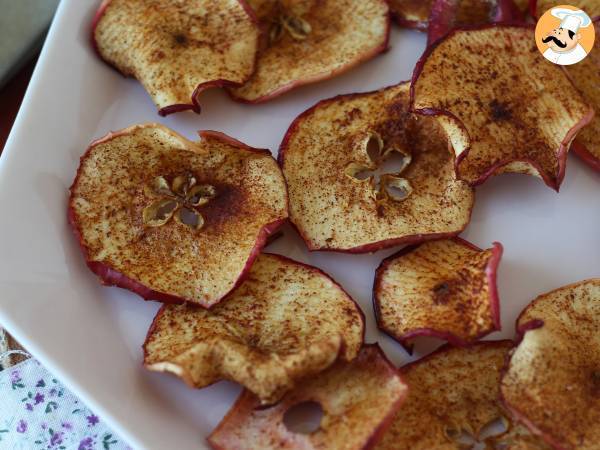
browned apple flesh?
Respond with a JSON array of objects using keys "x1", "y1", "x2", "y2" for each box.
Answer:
[
  {"x1": 500, "y1": 279, "x2": 600, "y2": 450},
  {"x1": 569, "y1": 22, "x2": 600, "y2": 171},
  {"x1": 208, "y1": 345, "x2": 408, "y2": 450},
  {"x1": 280, "y1": 82, "x2": 474, "y2": 253},
  {"x1": 427, "y1": 0, "x2": 525, "y2": 44},
  {"x1": 376, "y1": 341, "x2": 547, "y2": 450},
  {"x1": 388, "y1": 0, "x2": 432, "y2": 29},
  {"x1": 92, "y1": 0, "x2": 260, "y2": 115},
  {"x1": 532, "y1": 0, "x2": 600, "y2": 19},
  {"x1": 143, "y1": 253, "x2": 364, "y2": 404},
  {"x1": 374, "y1": 238, "x2": 502, "y2": 352},
  {"x1": 68, "y1": 124, "x2": 288, "y2": 308},
  {"x1": 412, "y1": 25, "x2": 594, "y2": 191},
  {"x1": 229, "y1": 0, "x2": 390, "y2": 103}
]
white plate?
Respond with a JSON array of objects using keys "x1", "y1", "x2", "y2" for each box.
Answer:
[{"x1": 1, "y1": 1, "x2": 599, "y2": 449}]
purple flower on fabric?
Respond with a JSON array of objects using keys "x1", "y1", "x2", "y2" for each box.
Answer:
[
  {"x1": 41, "y1": 422, "x2": 48, "y2": 430},
  {"x1": 50, "y1": 430, "x2": 64, "y2": 447},
  {"x1": 78, "y1": 437, "x2": 94, "y2": 450},
  {"x1": 36, "y1": 379, "x2": 46, "y2": 387},
  {"x1": 16, "y1": 420, "x2": 27, "y2": 433},
  {"x1": 10, "y1": 370, "x2": 24, "y2": 389},
  {"x1": 25, "y1": 403, "x2": 33, "y2": 411},
  {"x1": 10, "y1": 370, "x2": 21, "y2": 384},
  {"x1": 34, "y1": 392, "x2": 45, "y2": 404},
  {"x1": 86, "y1": 414, "x2": 99, "y2": 427},
  {"x1": 61, "y1": 421, "x2": 73, "y2": 430}
]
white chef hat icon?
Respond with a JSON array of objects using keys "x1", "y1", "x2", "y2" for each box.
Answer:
[{"x1": 551, "y1": 7, "x2": 592, "y2": 33}]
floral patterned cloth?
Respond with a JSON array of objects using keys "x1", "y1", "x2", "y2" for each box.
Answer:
[{"x1": 0, "y1": 357, "x2": 131, "y2": 450}]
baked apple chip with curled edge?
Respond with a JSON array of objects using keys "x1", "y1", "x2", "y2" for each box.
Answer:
[
  {"x1": 374, "y1": 238, "x2": 502, "y2": 352},
  {"x1": 208, "y1": 345, "x2": 408, "y2": 450},
  {"x1": 68, "y1": 124, "x2": 288, "y2": 308},
  {"x1": 228, "y1": 0, "x2": 390, "y2": 103},
  {"x1": 92, "y1": 0, "x2": 260, "y2": 116},
  {"x1": 500, "y1": 279, "x2": 600, "y2": 450},
  {"x1": 531, "y1": 0, "x2": 600, "y2": 20},
  {"x1": 569, "y1": 22, "x2": 600, "y2": 172},
  {"x1": 375, "y1": 342, "x2": 548, "y2": 450},
  {"x1": 427, "y1": 0, "x2": 525, "y2": 44},
  {"x1": 389, "y1": 0, "x2": 526, "y2": 34},
  {"x1": 411, "y1": 25, "x2": 594, "y2": 191},
  {"x1": 388, "y1": 0, "x2": 432, "y2": 29},
  {"x1": 279, "y1": 82, "x2": 474, "y2": 253},
  {"x1": 143, "y1": 253, "x2": 364, "y2": 404}
]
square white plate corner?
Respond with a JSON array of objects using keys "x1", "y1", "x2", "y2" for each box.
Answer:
[{"x1": 1, "y1": 1, "x2": 599, "y2": 449}]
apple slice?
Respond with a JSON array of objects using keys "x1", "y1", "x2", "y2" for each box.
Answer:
[
  {"x1": 427, "y1": 0, "x2": 525, "y2": 44},
  {"x1": 374, "y1": 238, "x2": 502, "y2": 352},
  {"x1": 531, "y1": 1, "x2": 600, "y2": 20},
  {"x1": 143, "y1": 253, "x2": 364, "y2": 404},
  {"x1": 68, "y1": 124, "x2": 288, "y2": 308},
  {"x1": 569, "y1": 22, "x2": 600, "y2": 172},
  {"x1": 388, "y1": 0, "x2": 432, "y2": 29},
  {"x1": 279, "y1": 82, "x2": 474, "y2": 253},
  {"x1": 228, "y1": 0, "x2": 390, "y2": 103},
  {"x1": 92, "y1": 0, "x2": 260, "y2": 116},
  {"x1": 208, "y1": 344, "x2": 408, "y2": 450},
  {"x1": 500, "y1": 279, "x2": 600, "y2": 450},
  {"x1": 411, "y1": 25, "x2": 594, "y2": 191},
  {"x1": 376, "y1": 341, "x2": 547, "y2": 450}
]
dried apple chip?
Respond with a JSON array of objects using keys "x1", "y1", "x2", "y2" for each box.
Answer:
[
  {"x1": 208, "y1": 345, "x2": 408, "y2": 450},
  {"x1": 92, "y1": 0, "x2": 260, "y2": 115},
  {"x1": 228, "y1": 0, "x2": 390, "y2": 103},
  {"x1": 388, "y1": 0, "x2": 432, "y2": 29},
  {"x1": 69, "y1": 124, "x2": 288, "y2": 308},
  {"x1": 374, "y1": 238, "x2": 502, "y2": 352},
  {"x1": 569, "y1": 22, "x2": 600, "y2": 172},
  {"x1": 411, "y1": 25, "x2": 594, "y2": 191},
  {"x1": 143, "y1": 253, "x2": 364, "y2": 404},
  {"x1": 500, "y1": 279, "x2": 600, "y2": 450},
  {"x1": 376, "y1": 342, "x2": 547, "y2": 450},
  {"x1": 427, "y1": 0, "x2": 525, "y2": 43},
  {"x1": 280, "y1": 82, "x2": 474, "y2": 253},
  {"x1": 532, "y1": 1, "x2": 600, "y2": 20}
]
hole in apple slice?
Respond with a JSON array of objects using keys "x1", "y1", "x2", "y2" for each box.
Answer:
[
  {"x1": 283, "y1": 401, "x2": 324, "y2": 434},
  {"x1": 177, "y1": 207, "x2": 204, "y2": 230},
  {"x1": 366, "y1": 133, "x2": 384, "y2": 162},
  {"x1": 445, "y1": 417, "x2": 508, "y2": 450},
  {"x1": 379, "y1": 149, "x2": 411, "y2": 175}
]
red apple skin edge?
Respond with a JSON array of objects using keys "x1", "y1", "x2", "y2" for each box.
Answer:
[
  {"x1": 572, "y1": 141, "x2": 600, "y2": 172},
  {"x1": 90, "y1": 0, "x2": 261, "y2": 116},
  {"x1": 372, "y1": 238, "x2": 503, "y2": 354},
  {"x1": 228, "y1": 1, "x2": 392, "y2": 105},
  {"x1": 277, "y1": 86, "x2": 475, "y2": 254},
  {"x1": 206, "y1": 344, "x2": 407, "y2": 450},
  {"x1": 410, "y1": 23, "x2": 595, "y2": 192},
  {"x1": 68, "y1": 125, "x2": 288, "y2": 309},
  {"x1": 141, "y1": 251, "x2": 367, "y2": 362},
  {"x1": 427, "y1": 0, "x2": 525, "y2": 45}
]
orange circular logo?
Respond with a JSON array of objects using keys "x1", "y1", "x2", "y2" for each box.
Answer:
[{"x1": 535, "y1": 4, "x2": 595, "y2": 65}]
